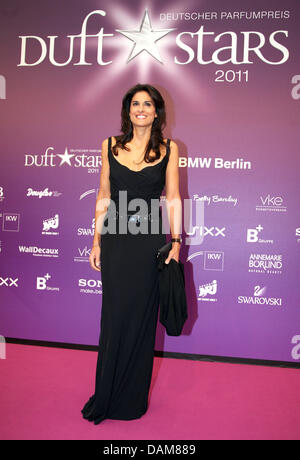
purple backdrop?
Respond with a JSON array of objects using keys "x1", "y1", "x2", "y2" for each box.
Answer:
[{"x1": 0, "y1": 0, "x2": 299, "y2": 363}]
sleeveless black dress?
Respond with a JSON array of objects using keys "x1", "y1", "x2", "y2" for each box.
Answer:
[{"x1": 81, "y1": 137, "x2": 171, "y2": 424}]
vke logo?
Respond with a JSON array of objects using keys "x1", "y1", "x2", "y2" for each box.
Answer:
[{"x1": 259, "y1": 194, "x2": 284, "y2": 207}]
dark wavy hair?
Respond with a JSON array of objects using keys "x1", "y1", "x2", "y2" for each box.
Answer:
[{"x1": 112, "y1": 83, "x2": 167, "y2": 163}]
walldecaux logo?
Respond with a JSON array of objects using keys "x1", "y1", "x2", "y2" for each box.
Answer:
[{"x1": 18, "y1": 9, "x2": 289, "y2": 67}]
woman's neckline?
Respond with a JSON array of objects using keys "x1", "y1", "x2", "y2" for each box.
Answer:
[{"x1": 110, "y1": 138, "x2": 169, "y2": 173}]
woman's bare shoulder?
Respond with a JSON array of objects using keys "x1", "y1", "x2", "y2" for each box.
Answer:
[
  {"x1": 101, "y1": 136, "x2": 118, "y2": 155},
  {"x1": 164, "y1": 138, "x2": 177, "y2": 147},
  {"x1": 163, "y1": 138, "x2": 178, "y2": 154},
  {"x1": 111, "y1": 136, "x2": 117, "y2": 146},
  {"x1": 101, "y1": 138, "x2": 109, "y2": 157}
]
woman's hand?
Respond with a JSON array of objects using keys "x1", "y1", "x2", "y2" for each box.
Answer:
[
  {"x1": 165, "y1": 243, "x2": 181, "y2": 264},
  {"x1": 90, "y1": 245, "x2": 101, "y2": 271}
]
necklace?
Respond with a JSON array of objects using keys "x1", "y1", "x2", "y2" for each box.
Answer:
[
  {"x1": 126, "y1": 142, "x2": 160, "y2": 170},
  {"x1": 132, "y1": 154, "x2": 145, "y2": 166},
  {"x1": 130, "y1": 146, "x2": 146, "y2": 168}
]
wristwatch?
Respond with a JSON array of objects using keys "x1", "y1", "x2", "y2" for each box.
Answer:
[{"x1": 171, "y1": 237, "x2": 182, "y2": 243}]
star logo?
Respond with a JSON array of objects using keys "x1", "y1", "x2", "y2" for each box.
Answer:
[
  {"x1": 116, "y1": 9, "x2": 176, "y2": 63},
  {"x1": 56, "y1": 147, "x2": 75, "y2": 166}
]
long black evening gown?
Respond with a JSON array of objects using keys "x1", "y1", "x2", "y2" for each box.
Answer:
[{"x1": 81, "y1": 136, "x2": 171, "y2": 424}]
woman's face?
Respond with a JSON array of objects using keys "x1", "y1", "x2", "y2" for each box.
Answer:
[{"x1": 129, "y1": 91, "x2": 157, "y2": 127}]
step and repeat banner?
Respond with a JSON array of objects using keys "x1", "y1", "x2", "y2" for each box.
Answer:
[{"x1": 0, "y1": 0, "x2": 299, "y2": 364}]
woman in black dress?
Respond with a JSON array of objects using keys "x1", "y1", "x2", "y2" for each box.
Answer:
[{"x1": 82, "y1": 83, "x2": 182, "y2": 424}]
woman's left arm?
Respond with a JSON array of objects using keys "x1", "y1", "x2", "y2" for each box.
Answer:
[{"x1": 164, "y1": 140, "x2": 182, "y2": 264}]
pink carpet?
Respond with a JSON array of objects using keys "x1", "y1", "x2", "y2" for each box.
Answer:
[{"x1": 0, "y1": 343, "x2": 299, "y2": 440}]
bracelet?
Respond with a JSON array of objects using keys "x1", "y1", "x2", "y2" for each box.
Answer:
[
  {"x1": 171, "y1": 237, "x2": 182, "y2": 243},
  {"x1": 92, "y1": 244, "x2": 100, "y2": 248}
]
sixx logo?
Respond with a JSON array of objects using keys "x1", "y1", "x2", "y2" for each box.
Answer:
[
  {"x1": 187, "y1": 225, "x2": 225, "y2": 240},
  {"x1": 0, "y1": 277, "x2": 18, "y2": 287}
]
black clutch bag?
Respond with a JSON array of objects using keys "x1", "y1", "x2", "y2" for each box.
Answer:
[
  {"x1": 157, "y1": 241, "x2": 172, "y2": 270},
  {"x1": 156, "y1": 241, "x2": 188, "y2": 336}
]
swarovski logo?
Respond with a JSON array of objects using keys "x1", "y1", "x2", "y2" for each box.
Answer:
[{"x1": 237, "y1": 285, "x2": 283, "y2": 307}]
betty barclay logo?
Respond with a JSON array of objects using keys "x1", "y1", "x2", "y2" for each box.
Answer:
[
  {"x1": 17, "y1": 9, "x2": 289, "y2": 67},
  {"x1": 237, "y1": 285, "x2": 283, "y2": 307},
  {"x1": 24, "y1": 147, "x2": 101, "y2": 168}
]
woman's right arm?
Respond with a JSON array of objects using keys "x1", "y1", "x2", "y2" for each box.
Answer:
[{"x1": 90, "y1": 138, "x2": 111, "y2": 271}]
